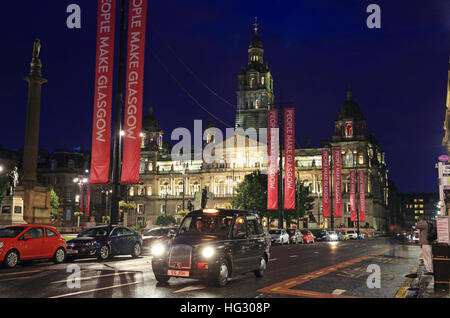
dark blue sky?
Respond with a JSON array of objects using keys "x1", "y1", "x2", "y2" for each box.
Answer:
[{"x1": 1, "y1": 0, "x2": 449, "y2": 193}]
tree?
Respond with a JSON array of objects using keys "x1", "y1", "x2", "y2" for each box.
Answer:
[
  {"x1": 50, "y1": 188, "x2": 60, "y2": 220},
  {"x1": 231, "y1": 171, "x2": 275, "y2": 225},
  {"x1": 289, "y1": 180, "x2": 315, "y2": 228}
]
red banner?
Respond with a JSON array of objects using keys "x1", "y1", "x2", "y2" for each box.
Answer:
[
  {"x1": 267, "y1": 110, "x2": 279, "y2": 210},
  {"x1": 350, "y1": 170, "x2": 356, "y2": 222},
  {"x1": 90, "y1": 0, "x2": 117, "y2": 184},
  {"x1": 284, "y1": 108, "x2": 295, "y2": 210},
  {"x1": 321, "y1": 150, "x2": 330, "y2": 218},
  {"x1": 85, "y1": 184, "x2": 91, "y2": 217},
  {"x1": 358, "y1": 170, "x2": 366, "y2": 222},
  {"x1": 333, "y1": 149, "x2": 342, "y2": 217},
  {"x1": 121, "y1": 0, "x2": 148, "y2": 183}
]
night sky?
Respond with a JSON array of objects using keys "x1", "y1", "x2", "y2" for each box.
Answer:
[{"x1": 1, "y1": 0, "x2": 449, "y2": 193}]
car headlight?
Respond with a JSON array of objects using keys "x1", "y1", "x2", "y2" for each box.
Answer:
[
  {"x1": 152, "y1": 243, "x2": 165, "y2": 256},
  {"x1": 0, "y1": 242, "x2": 4, "y2": 249},
  {"x1": 201, "y1": 247, "x2": 215, "y2": 258}
]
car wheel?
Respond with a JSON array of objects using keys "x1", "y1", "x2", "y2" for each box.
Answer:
[
  {"x1": 4, "y1": 250, "x2": 19, "y2": 268},
  {"x1": 155, "y1": 273, "x2": 170, "y2": 283},
  {"x1": 54, "y1": 247, "x2": 66, "y2": 264},
  {"x1": 131, "y1": 243, "x2": 142, "y2": 258},
  {"x1": 211, "y1": 259, "x2": 230, "y2": 287},
  {"x1": 254, "y1": 256, "x2": 267, "y2": 278},
  {"x1": 98, "y1": 244, "x2": 110, "y2": 261}
]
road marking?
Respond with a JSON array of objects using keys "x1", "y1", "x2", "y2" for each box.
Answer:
[
  {"x1": 258, "y1": 247, "x2": 392, "y2": 298},
  {"x1": 289, "y1": 255, "x2": 298, "y2": 258},
  {"x1": 49, "y1": 281, "x2": 142, "y2": 298},
  {"x1": 332, "y1": 289, "x2": 346, "y2": 295},
  {"x1": 173, "y1": 285, "x2": 206, "y2": 293},
  {"x1": 394, "y1": 260, "x2": 419, "y2": 298},
  {"x1": 51, "y1": 271, "x2": 138, "y2": 284},
  {"x1": 0, "y1": 270, "x2": 43, "y2": 277},
  {"x1": 269, "y1": 258, "x2": 277, "y2": 262}
]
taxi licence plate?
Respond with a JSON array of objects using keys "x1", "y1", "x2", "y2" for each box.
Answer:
[
  {"x1": 67, "y1": 249, "x2": 78, "y2": 254},
  {"x1": 167, "y1": 269, "x2": 190, "y2": 277}
]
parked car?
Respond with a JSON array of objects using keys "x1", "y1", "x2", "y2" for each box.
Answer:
[
  {"x1": 287, "y1": 228, "x2": 302, "y2": 244},
  {"x1": 340, "y1": 231, "x2": 350, "y2": 240},
  {"x1": 336, "y1": 231, "x2": 343, "y2": 241},
  {"x1": 357, "y1": 231, "x2": 365, "y2": 240},
  {"x1": 142, "y1": 227, "x2": 178, "y2": 255},
  {"x1": 347, "y1": 230, "x2": 358, "y2": 240},
  {"x1": 0, "y1": 225, "x2": 67, "y2": 268},
  {"x1": 269, "y1": 229, "x2": 290, "y2": 245},
  {"x1": 301, "y1": 230, "x2": 315, "y2": 244},
  {"x1": 325, "y1": 231, "x2": 339, "y2": 242},
  {"x1": 66, "y1": 225, "x2": 143, "y2": 261},
  {"x1": 263, "y1": 231, "x2": 272, "y2": 247},
  {"x1": 151, "y1": 209, "x2": 270, "y2": 287},
  {"x1": 314, "y1": 230, "x2": 327, "y2": 242},
  {"x1": 412, "y1": 230, "x2": 419, "y2": 243}
]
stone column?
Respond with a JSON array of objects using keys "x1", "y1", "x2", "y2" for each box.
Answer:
[{"x1": 22, "y1": 39, "x2": 47, "y2": 185}]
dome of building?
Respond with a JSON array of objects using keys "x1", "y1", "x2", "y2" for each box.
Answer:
[
  {"x1": 142, "y1": 106, "x2": 162, "y2": 133},
  {"x1": 338, "y1": 88, "x2": 364, "y2": 121}
]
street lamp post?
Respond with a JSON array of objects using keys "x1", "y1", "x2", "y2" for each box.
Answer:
[{"x1": 73, "y1": 176, "x2": 88, "y2": 215}]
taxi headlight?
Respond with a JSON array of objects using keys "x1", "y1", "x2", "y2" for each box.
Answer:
[
  {"x1": 152, "y1": 243, "x2": 165, "y2": 256},
  {"x1": 202, "y1": 247, "x2": 215, "y2": 258}
]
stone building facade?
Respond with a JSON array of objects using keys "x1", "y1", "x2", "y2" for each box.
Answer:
[{"x1": 127, "y1": 27, "x2": 391, "y2": 232}]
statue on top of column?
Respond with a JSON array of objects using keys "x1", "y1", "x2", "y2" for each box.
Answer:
[{"x1": 32, "y1": 39, "x2": 41, "y2": 60}]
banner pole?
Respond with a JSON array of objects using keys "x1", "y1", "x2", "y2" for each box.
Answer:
[{"x1": 111, "y1": 0, "x2": 127, "y2": 225}]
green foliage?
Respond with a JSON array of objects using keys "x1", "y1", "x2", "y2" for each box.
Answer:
[
  {"x1": 50, "y1": 188, "x2": 60, "y2": 219},
  {"x1": 285, "y1": 180, "x2": 315, "y2": 228},
  {"x1": 231, "y1": 171, "x2": 270, "y2": 220},
  {"x1": 74, "y1": 211, "x2": 83, "y2": 217},
  {"x1": 131, "y1": 225, "x2": 144, "y2": 233},
  {"x1": 155, "y1": 214, "x2": 176, "y2": 226},
  {"x1": 119, "y1": 201, "x2": 136, "y2": 212}
]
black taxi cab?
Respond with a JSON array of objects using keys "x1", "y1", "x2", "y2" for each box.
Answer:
[{"x1": 151, "y1": 209, "x2": 270, "y2": 287}]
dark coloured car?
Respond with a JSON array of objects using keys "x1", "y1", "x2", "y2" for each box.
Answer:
[
  {"x1": 142, "y1": 227, "x2": 178, "y2": 255},
  {"x1": 66, "y1": 225, "x2": 143, "y2": 261},
  {"x1": 314, "y1": 230, "x2": 327, "y2": 242},
  {"x1": 151, "y1": 209, "x2": 270, "y2": 287},
  {"x1": 287, "y1": 228, "x2": 302, "y2": 244}
]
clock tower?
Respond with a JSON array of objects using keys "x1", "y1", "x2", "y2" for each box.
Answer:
[{"x1": 235, "y1": 18, "x2": 274, "y2": 131}]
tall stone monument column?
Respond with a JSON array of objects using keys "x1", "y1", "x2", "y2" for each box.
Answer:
[
  {"x1": 16, "y1": 39, "x2": 51, "y2": 224},
  {"x1": 23, "y1": 39, "x2": 47, "y2": 185}
]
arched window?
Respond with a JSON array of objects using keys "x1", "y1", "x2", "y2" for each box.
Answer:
[
  {"x1": 261, "y1": 76, "x2": 265, "y2": 85},
  {"x1": 345, "y1": 150, "x2": 353, "y2": 167}
]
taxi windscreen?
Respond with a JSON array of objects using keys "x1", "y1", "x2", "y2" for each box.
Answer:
[{"x1": 178, "y1": 214, "x2": 232, "y2": 238}]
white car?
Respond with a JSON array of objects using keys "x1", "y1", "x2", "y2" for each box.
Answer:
[
  {"x1": 269, "y1": 229, "x2": 289, "y2": 245},
  {"x1": 325, "y1": 231, "x2": 339, "y2": 241},
  {"x1": 412, "y1": 231, "x2": 419, "y2": 243},
  {"x1": 347, "y1": 230, "x2": 358, "y2": 240}
]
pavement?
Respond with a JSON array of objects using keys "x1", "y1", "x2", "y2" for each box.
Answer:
[{"x1": 401, "y1": 259, "x2": 450, "y2": 298}]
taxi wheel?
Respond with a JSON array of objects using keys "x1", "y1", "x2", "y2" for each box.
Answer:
[
  {"x1": 98, "y1": 245, "x2": 110, "y2": 261},
  {"x1": 254, "y1": 256, "x2": 267, "y2": 278},
  {"x1": 4, "y1": 250, "x2": 19, "y2": 268},
  {"x1": 54, "y1": 247, "x2": 66, "y2": 264},
  {"x1": 155, "y1": 273, "x2": 170, "y2": 283},
  {"x1": 212, "y1": 260, "x2": 229, "y2": 287},
  {"x1": 131, "y1": 243, "x2": 142, "y2": 258}
]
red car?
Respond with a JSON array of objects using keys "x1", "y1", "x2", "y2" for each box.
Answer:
[
  {"x1": 0, "y1": 225, "x2": 67, "y2": 268},
  {"x1": 301, "y1": 230, "x2": 315, "y2": 244}
]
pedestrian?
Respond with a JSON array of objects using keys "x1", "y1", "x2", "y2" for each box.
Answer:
[{"x1": 415, "y1": 216, "x2": 433, "y2": 275}]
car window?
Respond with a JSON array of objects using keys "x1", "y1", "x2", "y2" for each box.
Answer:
[
  {"x1": 0, "y1": 226, "x2": 27, "y2": 238},
  {"x1": 122, "y1": 228, "x2": 134, "y2": 235},
  {"x1": 22, "y1": 227, "x2": 44, "y2": 239},
  {"x1": 232, "y1": 216, "x2": 247, "y2": 239},
  {"x1": 247, "y1": 218, "x2": 262, "y2": 236},
  {"x1": 80, "y1": 228, "x2": 109, "y2": 238},
  {"x1": 110, "y1": 228, "x2": 123, "y2": 237},
  {"x1": 46, "y1": 228, "x2": 58, "y2": 237}
]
